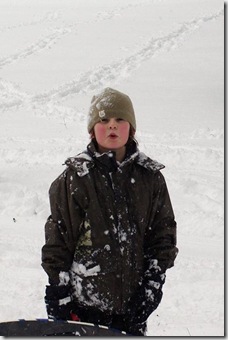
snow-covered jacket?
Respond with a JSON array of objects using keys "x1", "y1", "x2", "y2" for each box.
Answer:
[{"x1": 41, "y1": 140, "x2": 178, "y2": 315}]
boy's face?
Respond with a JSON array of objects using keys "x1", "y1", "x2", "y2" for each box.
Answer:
[{"x1": 94, "y1": 117, "x2": 130, "y2": 153}]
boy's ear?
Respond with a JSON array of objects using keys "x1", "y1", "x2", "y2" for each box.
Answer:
[
  {"x1": 90, "y1": 130, "x2": 95, "y2": 139},
  {"x1": 130, "y1": 125, "x2": 136, "y2": 137}
]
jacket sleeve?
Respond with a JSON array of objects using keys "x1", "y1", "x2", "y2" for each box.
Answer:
[
  {"x1": 144, "y1": 170, "x2": 178, "y2": 272},
  {"x1": 125, "y1": 171, "x2": 178, "y2": 325},
  {"x1": 41, "y1": 169, "x2": 84, "y2": 285}
]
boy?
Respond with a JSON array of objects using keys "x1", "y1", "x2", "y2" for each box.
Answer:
[{"x1": 41, "y1": 87, "x2": 178, "y2": 336}]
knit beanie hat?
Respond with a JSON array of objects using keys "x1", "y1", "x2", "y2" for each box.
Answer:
[{"x1": 87, "y1": 87, "x2": 136, "y2": 133}]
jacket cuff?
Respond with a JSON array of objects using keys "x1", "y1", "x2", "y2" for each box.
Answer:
[{"x1": 45, "y1": 284, "x2": 72, "y2": 302}]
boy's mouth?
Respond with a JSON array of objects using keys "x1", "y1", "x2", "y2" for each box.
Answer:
[{"x1": 108, "y1": 133, "x2": 118, "y2": 138}]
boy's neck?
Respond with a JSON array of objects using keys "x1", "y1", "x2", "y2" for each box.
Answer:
[{"x1": 98, "y1": 145, "x2": 126, "y2": 163}]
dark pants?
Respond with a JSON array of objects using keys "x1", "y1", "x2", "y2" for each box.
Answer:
[{"x1": 75, "y1": 306, "x2": 146, "y2": 336}]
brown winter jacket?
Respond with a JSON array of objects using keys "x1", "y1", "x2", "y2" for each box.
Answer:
[{"x1": 42, "y1": 140, "x2": 178, "y2": 315}]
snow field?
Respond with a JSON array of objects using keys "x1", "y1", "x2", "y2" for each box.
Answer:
[{"x1": 0, "y1": 0, "x2": 224, "y2": 336}]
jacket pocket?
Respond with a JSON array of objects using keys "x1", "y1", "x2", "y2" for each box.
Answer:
[{"x1": 70, "y1": 248, "x2": 118, "y2": 312}]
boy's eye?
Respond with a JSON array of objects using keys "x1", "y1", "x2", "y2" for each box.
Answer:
[{"x1": 100, "y1": 118, "x2": 109, "y2": 123}]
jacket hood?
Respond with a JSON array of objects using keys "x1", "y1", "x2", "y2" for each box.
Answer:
[{"x1": 65, "y1": 140, "x2": 165, "y2": 177}]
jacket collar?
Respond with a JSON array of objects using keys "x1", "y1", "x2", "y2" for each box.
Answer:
[{"x1": 65, "y1": 140, "x2": 165, "y2": 177}]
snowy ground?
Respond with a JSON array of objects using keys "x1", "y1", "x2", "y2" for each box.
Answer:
[{"x1": 0, "y1": 0, "x2": 224, "y2": 337}]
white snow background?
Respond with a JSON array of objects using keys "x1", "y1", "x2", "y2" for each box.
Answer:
[{"x1": 0, "y1": 0, "x2": 224, "y2": 337}]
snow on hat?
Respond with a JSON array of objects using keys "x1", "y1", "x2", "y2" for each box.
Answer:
[{"x1": 87, "y1": 87, "x2": 136, "y2": 133}]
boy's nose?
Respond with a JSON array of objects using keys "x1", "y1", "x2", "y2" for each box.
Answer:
[{"x1": 108, "y1": 119, "x2": 117, "y2": 129}]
